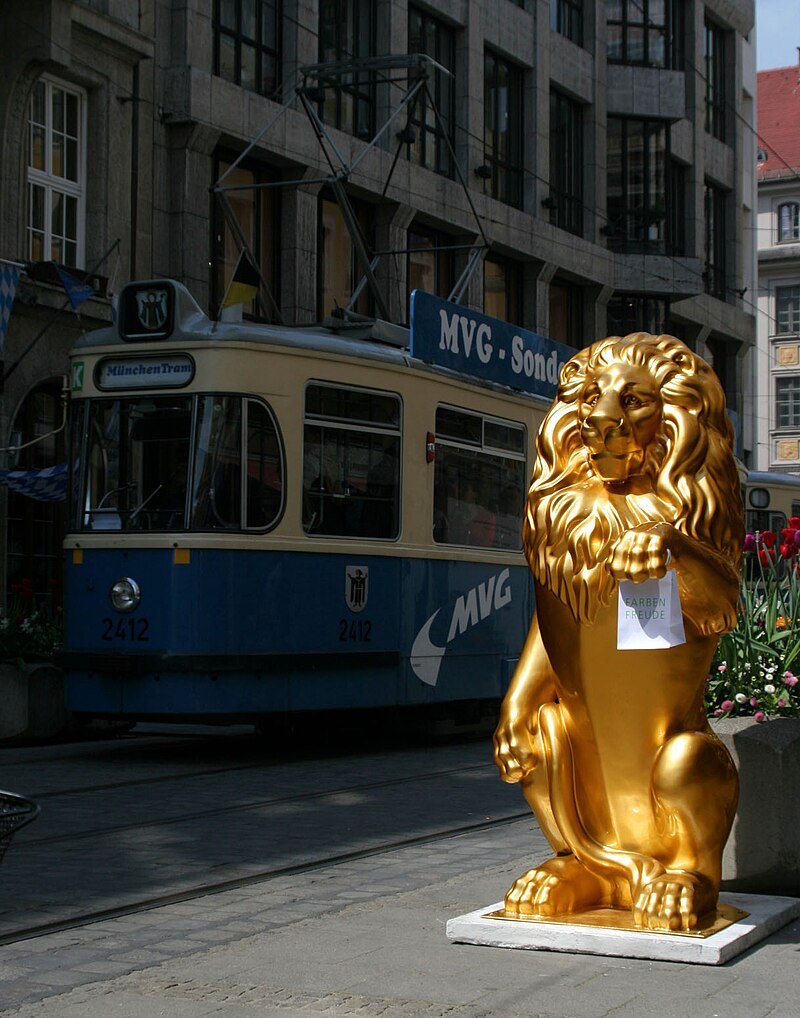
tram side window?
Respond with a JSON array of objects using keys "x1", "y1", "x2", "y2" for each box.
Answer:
[
  {"x1": 245, "y1": 399, "x2": 283, "y2": 529},
  {"x1": 432, "y1": 406, "x2": 527, "y2": 550},
  {"x1": 82, "y1": 397, "x2": 192, "y2": 531},
  {"x1": 191, "y1": 396, "x2": 242, "y2": 529},
  {"x1": 302, "y1": 384, "x2": 401, "y2": 539}
]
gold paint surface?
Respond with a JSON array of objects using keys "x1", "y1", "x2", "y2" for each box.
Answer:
[
  {"x1": 493, "y1": 333, "x2": 744, "y2": 934},
  {"x1": 483, "y1": 902, "x2": 749, "y2": 939},
  {"x1": 173, "y1": 548, "x2": 191, "y2": 565}
]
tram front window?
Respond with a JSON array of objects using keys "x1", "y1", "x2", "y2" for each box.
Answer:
[{"x1": 83, "y1": 397, "x2": 192, "y2": 530}]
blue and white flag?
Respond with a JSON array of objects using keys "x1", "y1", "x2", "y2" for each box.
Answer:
[
  {"x1": 54, "y1": 263, "x2": 94, "y2": 310},
  {"x1": 0, "y1": 463, "x2": 67, "y2": 502},
  {"x1": 0, "y1": 259, "x2": 20, "y2": 354}
]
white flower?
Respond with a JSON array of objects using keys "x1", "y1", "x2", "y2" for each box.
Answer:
[
  {"x1": 735, "y1": 693, "x2": 747, "y2": 703},
  {"x1": 764, "y1": 684, "x2": 776, "y2": 694}
]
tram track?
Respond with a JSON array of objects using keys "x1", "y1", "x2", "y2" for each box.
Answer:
[
  {"x1": 0, "y1": 809, "x2": 528, "y2": 948},
  {"x1": 23, "y1": 760, "x2": 495, "y2": 845}
]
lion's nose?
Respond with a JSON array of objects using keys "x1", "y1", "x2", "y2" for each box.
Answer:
[{"x1": 585, "y1": 396, "x2": 624, "y2": 437}]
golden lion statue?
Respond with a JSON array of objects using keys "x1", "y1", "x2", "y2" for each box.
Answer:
[{"x1": 494, "y1": 333, "x2": 743, "y2": 931}]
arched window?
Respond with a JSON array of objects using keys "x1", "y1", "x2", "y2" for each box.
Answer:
[
  {"x1": 778, "y1": 202, "x2": 800, "y2": 243},
  {"x1": 6, "y1": 382, "x2": 66, "y2": 611}
]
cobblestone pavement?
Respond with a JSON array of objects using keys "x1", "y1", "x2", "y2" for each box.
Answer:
[{"x1": 0, "y1": 729, "x2": 798, "y2": 1018}]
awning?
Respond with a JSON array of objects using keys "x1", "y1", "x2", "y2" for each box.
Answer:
[{"x1": 0, "y1": 463, "x2": 67, "y2": 502}]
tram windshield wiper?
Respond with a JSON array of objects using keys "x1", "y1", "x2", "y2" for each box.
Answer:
[{"x1": 129, "y1": 484, "x2": 163, "y2": 525}]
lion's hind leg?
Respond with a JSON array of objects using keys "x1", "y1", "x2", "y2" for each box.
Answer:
[
  {"x1": 636, "y1": 730, "x2": 739, "y2": 930},
  {"x1": 504, "y1": 854, "x2": 616, "y2": 917}
]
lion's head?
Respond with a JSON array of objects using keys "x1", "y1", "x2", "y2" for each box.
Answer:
[{"x1": 525, "y1": 333, "x2": 743, "y2": 626}]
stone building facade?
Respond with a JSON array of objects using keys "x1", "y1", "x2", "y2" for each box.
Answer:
[
  {"x1": 755, "y1": 59, "x2": 800, "y2": 473},
  {"x1": 0, "y1": 0, "x2": 757, "y2": 606}
]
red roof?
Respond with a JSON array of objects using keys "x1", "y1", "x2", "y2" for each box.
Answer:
[{"x1": 758, "y1": 64, "x2": 800, "y2": 178}]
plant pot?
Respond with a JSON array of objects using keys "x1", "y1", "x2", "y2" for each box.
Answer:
[
  {"x1": 712, "y1": 716, "x2": 800, "y2": 897},
  {"x1": 0, "y1": 661, "x2": 67, "y2": 743}
]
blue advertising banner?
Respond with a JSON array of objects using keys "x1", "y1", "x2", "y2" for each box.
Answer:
[{"x1": 410, "y1": 289, "x2": 575, "y2": 401}]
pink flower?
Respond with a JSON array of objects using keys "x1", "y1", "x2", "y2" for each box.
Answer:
[
  {"x1": 744, "y1": 532, "x2": 757, "y2": 552},
  {"x1": 784, "y1": 672, "x2": 798, "y2": 688},
  {"x1": 750, "y1": 697, "x2": 759, "y2": 707},
  {"x1": 720, "y1": 700, "x2": 734, "y2": 712},
  {"x1": 778, "y1": 698, "x2": 787, "y2": 708},
  {"x1": 717, "y1": 663, "x2": 727, "y2": 673},
  {"x1": 714, "y1": 708, "x2": 724, "y2": 717},
  {"x1": 754, "y1": 711, "x2": 766, "y2": 722}
]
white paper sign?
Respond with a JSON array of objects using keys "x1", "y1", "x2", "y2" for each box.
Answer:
[{"x1": 617, "y1": 571, "x2": 686, "y2": 650}]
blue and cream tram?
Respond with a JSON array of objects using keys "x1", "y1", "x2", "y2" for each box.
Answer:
[{"x1": 61, "y1": 280, "x2": 572, "y2": 723}]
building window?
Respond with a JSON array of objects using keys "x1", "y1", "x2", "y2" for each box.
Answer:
[
  {"x1": 606, "y1": 294, "x2": 668, "y2": 336},
  {"x1": 551, "y1": 0, "x2": 583, "y2": 45},
  {"x1": 778, "y1": 202, "x2": 800, "y2": 243},
  {"x1": 704, "y1": 181, "x2": 728, "y2": 300},
  {"x1": 483, "y1": 50, "x2": 524, "y2": 209},
  {"x1": 606, "y1": 117, "x2": 668, "y2": 253},
  {"x1": 433, "y1": 406, "x2": 526, "y2": 549},
  {"x1": 318, "y1": 0, "x2": 375, "y2": 138},
  {"x1": 549, "y1": 90, "x2": 583, "y2": 236},
  {"x1": 407, "y1": 224, "x2": 455, "y2": 307},
  {"x1": 407, "y1": 7, "x2": 455, "y2": 177},
  {"x1": 27, "y1": 77, "x2": 85, "y2": 267},
  {"x1": 776, "y1": 286, "x2": 800, "y2": 335},
  {"x1": 549, "y1": 278, "x2": 584, "y2": 349},
  {"x1": 318, "y1": 194, "x2": 374, "y2": 318},
  {"x1": 484, "y1": 255, "x2": 523, "y2": 326},
  {"x1": 607, "y1": 1, "x2": 682, "y2": 68},
  {"x1": 6, "y1": 382, "x2": 66, "y2": 610},
  {"x1": 212, "y1": 154, "x2": 280, "y2": 321},
  {"x1": 668, "y1": 159, "x2": 687, "y2": 256},
  {"x1": 776, "y1": 376, "x2": 800, "y2": 429},
  {"x1": 303, "y1": 384, "x2": 402, "y2": 539},
  {"x1": 213, "y1": 0, "x2": 280, "y2": 96},
  {"x1": 704, "y1": 16, "x2": 728, "y2": 142}
]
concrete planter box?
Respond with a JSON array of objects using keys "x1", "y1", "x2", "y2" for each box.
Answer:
[
  {"x1": 0, "y1": 661, "x2": 67, "y2": 742},
  {"x1": 713, "y1": 716, "x2": 800, "y2": 897}
]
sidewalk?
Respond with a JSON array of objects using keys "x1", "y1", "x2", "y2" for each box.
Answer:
[{"x1": 1, "y1": 814, "x2": 798, "y2": 1018}]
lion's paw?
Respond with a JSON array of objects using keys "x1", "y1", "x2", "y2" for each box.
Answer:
[
  {"x1": 633, "y1": 872, "x2": 713, "y2": 931},
  {"x1": 504, "y1": 856, "x2": 609, "y2": 917}
]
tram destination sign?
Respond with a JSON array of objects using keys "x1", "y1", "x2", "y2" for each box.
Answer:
[
  {"x1": 95, "y1": 354, "x2": 195, "y2": 390},
  {"x1": 410, "y1": 290, "x2": 574, "y2": 401}
]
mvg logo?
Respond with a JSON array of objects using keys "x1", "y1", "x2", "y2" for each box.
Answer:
[{"x1": 410, "y1": 568, "x2": 512, "y2": 687}]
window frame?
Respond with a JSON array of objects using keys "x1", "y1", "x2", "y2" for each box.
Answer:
[
  {"x1": 551, "y1": 0, "x2": 583, "y2": 46},
  {"x1": 606, "y1": 116, "x2": 670, "y2": 254},
  {"x1": 212, "y1": 151, "x2": 281, "y2": 321},
  {"x1": 483, "y1": 48, "x2": 524, "y2": 210},
  {"x1": 778, "y1": 202, "x2": 800, "y2": 244},
  {"x1": 776, "y1": 285, "x2": 800, "y2": 336},
  {"x1": 407, "y1": 5, "x2": 455, "y2": 178},
  {"x1": 407, "y1": 223, "x2": 456, "y2": 308},
  {"x1": 302, "y1": 381, "x2": 403, "y2": 541},
  {"x1": 318, "y1": 0, "x2": 376, "y2": 139},
  {"x1": 433, "y1": 404, "x2": 527, "y2": 550},
  {"x1": 549, "y1": 89, "x2": 584, "y2": 237},
  {"x1": 704, "y1": 180, "x2": 728, "y2": 300},
  {"x1": 607, "y1": 0, "x2": 682, "y2": 69},
  {"x1": 776, "y1": 375, "x2": 800, "y2": 430},
  {"x1": 483, "y1": 254, "x2": 523, "y2": 327},
  {"x1": 704, "y1": 16, "x2": 729, "y2": 143},
  {"x1": 213, "y1": 0, "x2": 281, "y2": 97},
  {"x1": 26, "y1": 75, "x2": 87, "y2": 268},
  {"x1": 318, "y1": 192, "x2": 375, "y2": 319}
]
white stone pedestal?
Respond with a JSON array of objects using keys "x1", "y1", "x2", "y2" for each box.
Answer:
[{"x1": 446, "y1": 893, "x2": 800, "y2": 965}]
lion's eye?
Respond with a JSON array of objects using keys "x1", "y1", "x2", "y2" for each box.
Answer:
[{"x1": 621, "y1": 394, "x2": 642, "y2": 409}]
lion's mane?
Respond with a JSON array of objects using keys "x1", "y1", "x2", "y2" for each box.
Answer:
[{"x1": 525, "y1": 333, "x2": 743, "y2": 629}]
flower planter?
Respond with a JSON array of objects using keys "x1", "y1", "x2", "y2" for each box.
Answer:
[
  {"x1": 0, "y1": 662, "x2": 67, "y2": 743},
  {"x1": 712, "y1": 716, "x2": 800, "y2": 897}
]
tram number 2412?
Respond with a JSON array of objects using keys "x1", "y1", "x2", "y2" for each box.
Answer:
[
  {"x1": 339, "y1": 618, "x2": 372, "y2": 643},
  {"x1": 101, "y1": 617, "x2": 151, "y2": 641}
]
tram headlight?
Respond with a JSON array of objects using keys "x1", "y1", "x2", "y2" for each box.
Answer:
[{"x1": 109, "y1": 577, "x2": 141, "y2": 613}]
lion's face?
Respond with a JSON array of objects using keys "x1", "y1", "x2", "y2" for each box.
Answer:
[{"x1": 578, "y1": 363, "x2": 663, "y2": 484}]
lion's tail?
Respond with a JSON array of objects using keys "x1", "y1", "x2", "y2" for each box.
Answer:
[{"x1": 537, "y1": 703, "x2": 664, "y2": 895}]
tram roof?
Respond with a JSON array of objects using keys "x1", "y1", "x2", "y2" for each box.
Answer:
[{"x1": 73, "y1": 279, "x2": 556, "y2": 409}]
